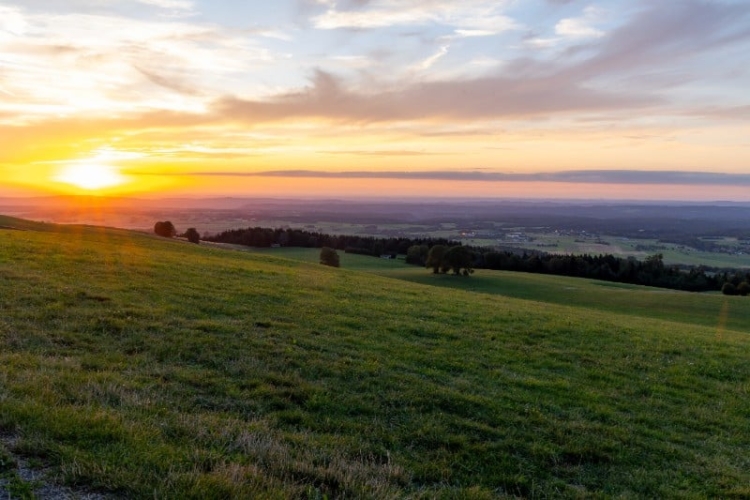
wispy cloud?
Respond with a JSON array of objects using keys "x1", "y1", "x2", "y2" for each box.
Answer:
[
  {"x1": 320, "y1": 150, "x2": 440, "y2": 156},
  {"x1": 216, "y1": 68, "x2": 659, "y2": 123},
  {"x1": 417, "y1": 45, "x2": 449, "y2": 70},
  {"x1": 136, "y1": 0, "x2": 195, "y2": 12},
  {"x1": 567, "y1": 1, "x2": 750, "y2": 80},
  {"x1": 0, "y1": 5, "x2": 27, "y2": 37},
  {"x1": 311, "y1": 0, "x2": 519, "y2": 34},
  {"x1": 0, "y1": 4, "x2": 290, "y2": 120}
]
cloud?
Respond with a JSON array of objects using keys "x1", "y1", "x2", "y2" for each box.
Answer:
[
  {"x1": 2, "y1": 0, "x2": 748, "y2": 176},
  {"x1": 0, "y1": 4, "x2": 291, "y2": 120},
  {"x1": 135, "y1": 0, "x2": 195, "y2": 12},
  {"x1": 134, "y1": 66, "x2": 201, "y2": 96},
  {"x1": 567, "y1": 1, "x2": 750, "y2": 80},
  {"x1": 555, "y1": 6, "x2": 605, "y2": 38},
  {"x1": 522, "y1": 36, "x2": 560, "y2": 49},
  {"x1": 311, "y1": 0, "x2": 519, "y2": 35},
  {"x1": 453, "y1": 29, "x2": 496, "y2": 38},
  {"x1": 212, "y1": 3, "x2": 750, "y2": 126},
  {"x1": 144, "y1": 169, "x2": 750, "y2": 186},
  {"x1": 320, "y1": 150, "x2": 440, "y2": 156},
  {"x1": 417, "y1": 45, "x2": 449, "y2": 70},
  {"x1": 692, "y1": 105, "x2": 750, "y2": 121},
  {"x1": 215, "y1": 68, "x2": 659, "y2": 123},
  {"x1": 0, "y1": 6, "x2": 28, "y2": 37},
  {"x1": 329, "y1": 55, "x2": 376, "y2": 68}
]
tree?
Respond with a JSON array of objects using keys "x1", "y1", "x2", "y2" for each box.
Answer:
[
  {"x1": 738, "y1": 282, "x2": 750, "y2": 296},
  {"x1": 442, "y1": 245, "x2": 474, "y2": 276},
  {"x1": 425, "y1": 245, "x2": 448, "y2": 274},
  {"x1": 406, "y1": 244, "x2": 428, "y2": 266},
  {"x1": 277, "y1": 230, "x2": 290, "y2": 247},
  {"x1": 644, "y1": 253, "x2": 665, "y2": 276},
  {"x1": 320, "y1": 247, "x2": 340, "y2": 267},
  {"x1": 184, "y1": 227, "x2": 200, "y2": 244},
  {"x1": 154, "y1": 221, "x2": 176, "y2": 238},
  {"x1": 722, "y1": 282, "x2": 738, "y2": 296}
]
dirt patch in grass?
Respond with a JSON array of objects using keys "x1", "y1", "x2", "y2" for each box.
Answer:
[{"x1": 0, "y1": 433, "x2": 109, "y2": 500}]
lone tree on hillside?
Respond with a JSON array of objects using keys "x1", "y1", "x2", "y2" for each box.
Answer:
[
  {"x1": 154, "y1": 221, "x2": 176, "y2": 238},
  {"x1": 320, "y1": 247, "x2": 340, "y2": 267},
  {"x1": 184, "y1": 228, "x2": 200, "y2": 244}
]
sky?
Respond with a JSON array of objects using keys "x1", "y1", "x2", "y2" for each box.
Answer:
[{"x1": 1, "y1": 0, "x2": 749, "y2": 201}]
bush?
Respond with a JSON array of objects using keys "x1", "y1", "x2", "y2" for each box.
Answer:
[
  {"x1": 184, "y1": 228, "x2": 200, "y2": 244},
  {"x1": 722, "y1": 282, "x2": 738, "y2": 296},
  {"x1": 320, "y1": 247, "x2": 340, "y2": 268},
  {"x1": 154, "y1": 221, "x2": 176, "y2": 238},
  {"x1": 737, "y1": 282, "x2": 750, "y2": 296}
]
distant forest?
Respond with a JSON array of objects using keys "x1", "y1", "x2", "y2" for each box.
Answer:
[{"x1": 205, "y1": 226, "x2": 749, "y2": 293}]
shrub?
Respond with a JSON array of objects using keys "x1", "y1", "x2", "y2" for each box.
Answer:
[
  {"x1": 320, "y1": 247, "x2": 340, "y2": 268},
  {"x1": 184, "y1": 228, "x2": 200, "y2": 244},
  {"x1": 722, "y1": 282, "x2": 737, "y2": 296},
  {"x1": 154, "y1": 221, "x2": 176, "y2": 238},
  {"x1": 737, "y1": 282, "x2": 749, "y2": 296}
]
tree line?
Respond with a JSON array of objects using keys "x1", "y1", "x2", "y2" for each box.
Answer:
[
  {"x1": 199, "y1": 225, "x2": 748, "y2": 294},
  {"x1": 204, "y1": 226, "x2": 459, "y2": 256}
]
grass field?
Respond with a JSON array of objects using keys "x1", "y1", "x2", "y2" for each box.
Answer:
[
  {"x1": 253, "y1": 247, "x2": 749, "y2": 333},
  {"x1": 1, "y1": 218, "x2": 750, "y2": 498}
]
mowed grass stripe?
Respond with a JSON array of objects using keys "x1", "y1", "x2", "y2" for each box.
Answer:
[{"x1": 1, "y1": 224, "x2": 749, "y2": 498}]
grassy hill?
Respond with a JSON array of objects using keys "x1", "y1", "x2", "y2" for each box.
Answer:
[
  {"x1": 253, "y1": 247, "x2": 750, "y2": 332},
  {"x1": 1, "y1": 218, "x2": 749, "y2": 498}
]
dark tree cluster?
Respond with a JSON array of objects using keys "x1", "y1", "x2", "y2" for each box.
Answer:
[
  {"x1": 719, "y1": 272, "x2": 750, "y2": 296},
  {"x1": 426, "y1": 245, "x2": 474, "y2": 276},
  {"x1": 205, "y1": 226, "x2": 458, "y2": 256},
  {"x1": 154, "y1": 221, "x2": 201, "y2": 244}
]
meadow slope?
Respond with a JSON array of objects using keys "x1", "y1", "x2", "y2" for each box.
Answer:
[
  {"x1": 1, "y1": 219, "x2": 749, "y2": 498},
  {"x1": 252, "y1": 247, "x2": 750, "y2": 333}
]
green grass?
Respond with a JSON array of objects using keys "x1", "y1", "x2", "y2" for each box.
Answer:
[
  {"x1": 254, "y1": 247, "x2": 750, "y2": 333},
  {"x1": 1, "y1": 217, "x2": 750, "y2": 498},
  {"x1": 376, "y1": 269, "x2": 750, "y2": 333},
  {"x1": 251, "y1": 247, "x2": 406, "y2": 271}
]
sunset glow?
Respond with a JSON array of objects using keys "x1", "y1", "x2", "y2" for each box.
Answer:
[
  {"x1": 55, "y1": 164, "x2": 127, "y2": 191},
  {"x1": 0, "y1": 1, "x2": 748, "y2": 201}
]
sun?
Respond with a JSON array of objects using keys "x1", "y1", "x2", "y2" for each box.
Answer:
[{"x1": 55, "y1": 163, "x2": 126, "y2": 191}]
